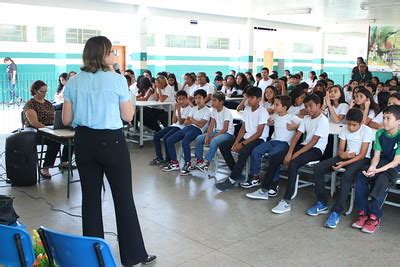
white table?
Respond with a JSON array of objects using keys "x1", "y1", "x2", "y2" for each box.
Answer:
[
  {"x1": 131, "y1": 101, "x2": 174, "y2": 148},
  {"x1": 38, "y1": 128, "x2": 76, "y2": 198},
  {"x1": 225, "y1": 97, "x2": 244, "y2": 102}
]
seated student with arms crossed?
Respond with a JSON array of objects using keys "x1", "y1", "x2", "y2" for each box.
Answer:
[
  {"x1": 243, "y1": 95, "x2": 302, "y2": 197},
  {"x1": 272, "y1": 94, "x2": 329, "y2": 214},
  {"x1": 194, "y1": 91, "x2": 235, "y2": 173},
  {"x1": 215, "y1": 86, "x2": 269, "y2": 191},
  {"x1": 352, "y1": 105, "x2": 400, "y2": 234},
  {"x1": 306, "y1": 108, "x2": 374, "y2": 228},
  {"x1": 162, "y1": 89, "x2": 211, "y2": 175},
  {"x1": 149, "y1": 90, "x2": 192, "y2": 166}
]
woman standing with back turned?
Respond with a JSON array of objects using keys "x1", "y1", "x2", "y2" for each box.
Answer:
[{"x1": 62, "y1": 36, "x2": 156, "y2": 266}]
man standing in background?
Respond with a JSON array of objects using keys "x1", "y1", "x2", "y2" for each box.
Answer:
[{"x1": 4, "y1": 57, "x2": 19, "y2": 104}]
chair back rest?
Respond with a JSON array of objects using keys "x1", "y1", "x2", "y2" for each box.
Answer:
[
  {"x1": 0, "y1": 224, "x2": 35, "y2": 267},
  {"x1": 38, "y1": 226, "x2": 117, "y2": 267}
]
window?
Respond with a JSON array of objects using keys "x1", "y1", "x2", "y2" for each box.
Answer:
[
  {"x1": 165, "y1": 35, "x2": 201, "y2": 48},
  {"x1": 37, "y1": 26, "x2": 54, "y2": 43},
  {"x1": 327, "y1": 46, "x2": 347, "y2": 55},
  {"x1": 293, "y1": 43, "x2": 313, "y2": 53},
  {"x1": 207, "y1": 37, "x2": 230, "y2": 49},
  {"x1": 0, "y1": 24, "x2": 27, "y2": 42},
  {"x1": 66, "y1": 28, "x2": 101, "y2": 44},
  {"x1": 147, "y1": 33, "x2": 155, "y2": 47}
]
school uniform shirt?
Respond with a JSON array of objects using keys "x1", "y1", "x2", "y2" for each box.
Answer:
[
  {"x1": 160, "y1": 85, "x2": 175, "y2": 111},
  {"x1": 374, "y1": 128, "x2": 400, "y2": 162},
  {"x1": 288, "y1": 103, "x2": 305, "y2": 116},
  {"x1": 339, "y1": 124, "x2": 374, "y2": 158},
  {"x1": 171, "y1": 105, "x2": 192, "y2": 129},
  {"x1": 220, "y1": 86, "x2": 236, "y2": 95},
  {"x1": 188, "y1": 106, "x2": 211, "y2": 133},
  {"x1": 372, "y1": 111, "x2": 383, "y2": 124},
  {"x1": 243, "y1": 105, "x2": 269, "y2": 141},
  {"x1": 211, "y1": 106, "x2": 234, "y2": 135},
  {"x1": 263, "y1": 101, "x2": 274, "y2": 111},
  {"x1": 306, "y1": 79, "x2": 317, "y2": 89},
  {"x1": 368, "y1": 109, "x2": 376, "y2": 120},
  {"x1": 192, "y1": 83, "x2": 215, "y2": 96},
  {"x1": 271, "y1": 113, "x2": 302, "y2": 144},
  {"x1": 298, "y1": 113, "x2": 329, "y2": 153},
  {"x1": 344, "y1": 90, "x2": 353, "y2": 104},
  {"x1": 257, "y1": 79, "x2": 273, "y2": 91},
  {"x1": 325, "y1": 103, "x2": 349, "y2": 123},
  {"x1": 183, "y1": 84, "x2": 197, "y2": 97}
]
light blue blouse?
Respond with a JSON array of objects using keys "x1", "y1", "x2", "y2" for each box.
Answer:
[{"x1": 64, "y1": 71, "x2": 130, "y2": 130}]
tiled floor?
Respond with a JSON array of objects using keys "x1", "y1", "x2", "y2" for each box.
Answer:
[{"x1": 1, "y1": 136, "x2": 400, "y2": 266}]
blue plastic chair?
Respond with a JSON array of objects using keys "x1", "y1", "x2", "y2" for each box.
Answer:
[
  {"x1": 37, "y1": 226, "x2": 117, "y2": 267},
  {"x1": 0, "y1": 223, "x2": 36, "y2": 267}
]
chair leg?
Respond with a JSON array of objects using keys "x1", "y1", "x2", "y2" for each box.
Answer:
[
  {"x1": 14, "y1": 234, "x2": 26, "y2": 267},
  {"x1": 330, "y1": 171, "x2": 337, "y2": 197},
  {"x1": 93, "y1": 243, "x2": 105, "y2": 267},
  {"x1": 345, "y1": 187, "x2": 355, "y2": 216},
  {"x1": 291, "y1": 174, "x2": 300, "y2": 200}
]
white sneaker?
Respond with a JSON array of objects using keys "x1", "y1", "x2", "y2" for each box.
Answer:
[
  {"x1": 271, "y1": 200, "x2": 291, "y2": 214},
  {"x1": 246, "y1": 189, "x2": 268, "y2": 200}
]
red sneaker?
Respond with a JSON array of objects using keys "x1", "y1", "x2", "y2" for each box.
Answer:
[
  {"x1": 361, "y1": 214, "x2": 380, "y2": 234},
  {"x1": 351, "y1": 211, "x2": 369, "y2": 229}
]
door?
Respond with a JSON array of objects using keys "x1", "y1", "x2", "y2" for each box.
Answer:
[
  {"x1": 112, "y1": 45, "x2": 126, "y2": 73},
  {"x1": 263, "y1": 51, "x2": 273, "y2": 73}
]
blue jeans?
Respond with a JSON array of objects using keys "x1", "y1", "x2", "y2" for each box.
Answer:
[
  {"x1": 165, "y1": 125, "x2": 202, "y2": 163},
  {"x1": 195, "y1": 131, "x2": 234, "y2": 162},
  {"x1": 250, "y1": 140, "x2": 288, "y2": 180},
  {"x1": 153, "y1": 126, "x2": 181, "y2": 161},
  {"x1": 355, "y1": 171, "x2": 388, "y2": 219},
  {"x1": 8, "y1": 81, "x2": 19, "y2": 101}
]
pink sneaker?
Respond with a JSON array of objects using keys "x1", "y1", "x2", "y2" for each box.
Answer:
[
  {"x1": 361, "y1": 214, "x2": 380, "y2": 234},
  {"x1": 351, "y1": 211, "x2": 369, "y2": 229}
]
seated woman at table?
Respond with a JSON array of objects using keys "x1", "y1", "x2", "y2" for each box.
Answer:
[{"x1": 23, "y1": 80, "x2": 71, "y2": 179}]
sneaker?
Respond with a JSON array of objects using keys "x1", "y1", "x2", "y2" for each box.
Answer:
[
  {"x1": 325, "y1": 211, "x2": 340, "y2": 229},
  {"x1": 361, "y1": 214, "x2": 380, "y2": 234},
  {"x1": 215, "y1": 178, "x2": 235, "y2": 191},
  {"x1": 271, "y1": 200, "x2": 291, "y2": 214},
  {"x1": 180, "y1": 162, "x2": 192, "y2": 176},
  {"x1": 162, "y1": 162, "x2": 180, "y2": 172},
  {"x1": 161, "y1": 160, "x2": 170, "y2": 168},
  {"x1": 267, "y1": 185, "x2": 279, "y2": 198},
  {"x1": 352, "y1": 211, "x2": 369, "y2": 229},
  {"x1": 149, "y1": 158, "x2": 164, "y2": 166},
  {"x1": 195, "y1": 160, "x2": 209, "y2": 173},
  {"x1": 240, "y1": 177, "x2": 261, "y2": 189},
  {"x1": 306, "y1": 201, "x2": 329, "y2": 216},
  {"x1": 246, "y1": 189, "x2": 268, "y2": 200}
]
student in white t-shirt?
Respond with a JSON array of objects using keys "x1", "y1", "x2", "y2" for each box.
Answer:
[
  {"x1": 272, "y1": 94, "x2": 329, "y2": 214},
  {"x1": 309, "y1": 108, "x2": 374, "y2": 228},
  {"x1": 194, "y1": 92, "x2": 234, "y2": 173},
  {"x1": 288, "y1": 86, "x2": 306, "y2": 118},
  {"x1": 322, "y1": 85, "x2": 349, "y2": 124},
  {"x1": 195, "y1": 72, "x2": 215, "y2": 105},
  {"x1": 257, "y1": 67, "x2": 273, "y2": 94},
  {"x1": 244, "y1": 95, "x2": 302, "y2": 198},
  {"x1": 349, "y1": 88, "x2": 379, "y2": 125},
  {"x1": 181, "y1": 73, "x2": 197, "y2": 104},
  {"x1": 149, "y1": 90, "x2": 192, "y2": 166},
  {"x1": 215, "y1": 86, "x2": 269, "y2": 191},
  {"x1": 369, "y1": 92, "x2": 400, "y2": 129},
  {"x1": 263, "y1": 85, "x2": 278, "y2": 115},
  {"x1": 163, "y1": 89, "x2": 211, "y2": 175},
  {"x1": 167, "y1": 73, "x2": 182, "y2": 92}
]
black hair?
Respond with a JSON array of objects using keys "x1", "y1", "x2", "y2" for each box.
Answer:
[
  {"x1": 355, "y1": 88, "x2": 380, "y2": 115},
  {"x1": 314, "y1": 91, "x2": 326, "y2": 103},
  {"x1": 212, "y1": 91, "x2": 225, "y2": 102},
  {"x1": 328, "y1": 85, "x2": 346, "y2": 105},
  {"x1": 275, "y1": 95, "x2": 291, "y2": 110},
  {"x1": 184, "y1": 72, "x2": 196, "y2": 83},
  {"x1": 261, "y1": 67, "x2": 269, "y2": 73},
  {"x1": 245, "y1": 71, "x2": 255, "y2": 84},
  {"x1": 157, "y1": 71, "x2": 168, "y2": 78},
  {"x1": 236, "y1": 72, "x2": 250, "y2": 91},
  {"x1": 143, "y1": 69, "x2": 152, "y2": 77},
  {"x1": 389, "y1": 92, "x2": 400, "y2": 101},
  {"x1": 298, "y1": 82, "x2": 309, "y2": 91},
  {"x1": 57, "y1": 72, "x2": 68, "y2": 94},
  {"x1": 313, "y1": 82, "x2": 326, "y2": 93},
  {"x1": 347, "y1": 79, "x2": 359, "y2": 91},
  {"x1": 319, "y1": 72, "x2": 328, "y2": 79},
  {"x1": 4, "y1": 57, "x2": 14, "y2": 63},
  {"x1": 124, "y1": 74, "x2": 132, "y2": 84},
  {"x1": 138, "y1": 76, "x2": 152, "y2": 95},
  {"x1": 289, "y1": 85, "x2": 306, "y2": 106},
  {"x1": 316, "y1": 80, "x2": 327, "y2": 88},
  {"x1": 346, "y1": 108, "x2": 364, "y2": 123},
  {"x1": 326, "y1": 78, "x2": 334, "y2": 85},
  {"x1": 392, "y1": 76, "x2": 399, "y2": 83},
  {"x1": 230, "y1": 70, "x2": 236, "y2": 75},
  {"x1": 125, "y1": 69, "x2": 134, "y2": 75},
  {"x1": 383, "y1": 105, "x2": 400, "y2": 120},
  {"x1": 269, "y1": 73, "x2": 278, "y2": 80},
  {"x1": 255, "y1": 73, "x2": 261, "y2": 78},
  {"x1": 167, "y1": 73, "x2": 179, "y2": 92},
  {"x1": 176, "y1": 90, "x2": 188, "y2": 98},
  {"x1": 309, "y1": 71, "x2": 317, "y2": 82},
  {"x1": 246, "y1": 86, "x2": 262, "y2": 98},
  {"x1": 264, "y1": 85, "x2": 278, "y2": 103},
  {"x1": 279, "y1": 76, "x2": 288, "y2": 83},
  {"x1": 357, "y1": 57, "x2": 364, "y2": 61},
  {"x1": 205, "y1": 76, "x2": 210, "y2": 83},
  {"x1": 284, "y1": 69, "x2": 290, "y2": 74},
  {"x1": 378, "y1": 91, "x2": 390, "y2": 111},
  {"x1": 215, "y1": 71, "x2": 223, "y2": 76},
  {"x1": 194, "y1": 89, "x2": 207, "y2": 98},
  {"x1": 372, "y1": 76, "x2": 380, "y2": 84},
  {"x1": 67, "y1": 71, "x2": 77, "y2": 79},
  {"x1": 377, "y1": 82, "x2": 385, "y2": 88},
  {"x1": 214, "y1": 75, "x2": 224, "y2": 82},
  {"x1": 304, "y1": 93, "x2": 322, "y2": 106},
  {"x1": 30, "y1": 80, "x2": 47, "y2": 96}
]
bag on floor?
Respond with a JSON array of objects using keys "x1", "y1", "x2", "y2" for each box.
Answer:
[{"x1": 0, "y1": 195, "x2": 19, "y2": 225}]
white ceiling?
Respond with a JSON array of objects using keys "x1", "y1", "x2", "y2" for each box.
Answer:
[{"x1": 2, "y1": 0, "x2": 400, "y2": 27}]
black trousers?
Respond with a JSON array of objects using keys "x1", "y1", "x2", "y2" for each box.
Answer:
[
  {"x1": 74, "y1": 126, "x2": 148, "y2": 265},
  {"x1": 40, "y1": 136, "x2": 69, "y2": 168},
  {"x1": 219, "y1": 138, "x2": 263, "y2": 180},
  {"x1": 142, "y1": 107, "x2": 168, "y2": 132}
]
